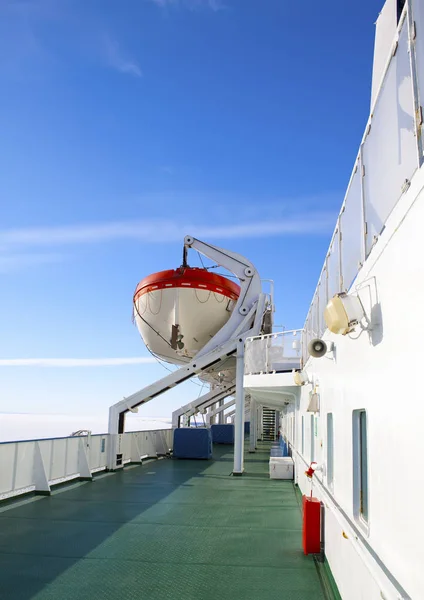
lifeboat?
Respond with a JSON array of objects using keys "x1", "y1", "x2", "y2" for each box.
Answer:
[{"x1": 133, "y1": 267, "x2": 240, "y2": 364}]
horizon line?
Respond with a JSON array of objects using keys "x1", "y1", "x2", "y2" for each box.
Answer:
[{"x1": 0, "y1": 357, "x2": 157, "y2": 367}]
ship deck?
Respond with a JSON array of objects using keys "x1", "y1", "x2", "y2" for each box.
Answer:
[{"x1": 0, "y1": 442, "x2": 335, "y2": 600}]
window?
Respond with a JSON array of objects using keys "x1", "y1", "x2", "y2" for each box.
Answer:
[
  {"x1": 353, "y1": 410, "x2": 369, "y2": 524},
  {"x1": 327, "y1": 414, "x2": 334, "y2": 489},
  {"x1": 310, "y1": 415, "x2": 315, "y2": 462},
  {"x1": 301, "y1": 416, "x2": 304, "y2": 455}
]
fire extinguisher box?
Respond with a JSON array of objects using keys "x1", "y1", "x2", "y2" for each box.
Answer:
[{"x1": 302, "y1": 495, "x2": 321, "y2": 555}]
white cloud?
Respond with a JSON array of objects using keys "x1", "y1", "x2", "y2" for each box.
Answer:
[
  {"x1": 102, "y1": 35, "x2": 142, "y2": 78},
  {"x1": 0, "y1": 252, "x2": 64, "y2": 273},
  {"x1": 0, "y1": 213, "x2": 334, "y2": 249},
  {"x1": 0, "y1": 357, "x2": 156, "y2": 367}
]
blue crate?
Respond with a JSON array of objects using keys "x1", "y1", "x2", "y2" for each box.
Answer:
[
  {"x1": 278, "y1": 436, "x2": 289, "y2": 457},
  {"x1": 211, "y1": 424, "x2": 235, "y2": 444},
  {"x1": 173, "y1": 428, "x2": 212, "y2": 459}
]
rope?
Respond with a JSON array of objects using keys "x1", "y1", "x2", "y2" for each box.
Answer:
[
  {"x1": 133, "y1": 299, "x2": 174, "y2": 349},
  {"x1": 194, "y1": 289, "x2": 211, "y2": 304},
  {"x1": 147, "y1": 289, "x2": 163, "y2": 316},
  {"x1": 197, "y1": 251, "x2": 207, "y2": 270}
]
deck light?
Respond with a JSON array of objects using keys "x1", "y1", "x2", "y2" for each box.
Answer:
[{"x1": 324, "y1": 292, "x2": 365, "y2": 335}]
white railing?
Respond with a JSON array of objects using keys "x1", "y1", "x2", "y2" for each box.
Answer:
[
  {"x1": 303, "y1": 2, "x2": 422, "y2": 364},
  {"x1": 244, "y1": 330, "x2": 302, "y2": 375},
  {"x1": 0, "y1": 428, "x2": 173, "y2": 501}
]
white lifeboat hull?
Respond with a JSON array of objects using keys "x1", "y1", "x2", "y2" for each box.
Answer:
[{"x1": 133, "y1": 267, "x2": 240, "y2": 365}]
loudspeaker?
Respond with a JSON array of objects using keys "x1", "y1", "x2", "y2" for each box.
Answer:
[{"x1": 308, "y1": 338, "x2": 327, "y2": 358}]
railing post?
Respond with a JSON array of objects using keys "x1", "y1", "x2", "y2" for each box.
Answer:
[
  {"x1": 233, "y1": 339, "x2": 245, "y2": 475},
  {"x1": 218, "y1": 399, "x2": 225, "y2": 424},
  {"x1": 33, "y1": 442, "x2": 51, "y2": 496},
  {"x1": 359, "y1": 149, "x2": 368, "y2": 262},
  {"x1": 78, "y1": 438, "x2": 93, "y2": 481},
  {"x1": 249, "y1": 399, "x2": 256, "y2": 453},
  {"x1": 265, "y1": 336, "x2": 269, "y2": 373}
]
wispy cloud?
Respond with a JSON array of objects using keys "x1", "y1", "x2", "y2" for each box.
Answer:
[
  {"x1": 102, "y1": 35, "x2": 142, "y2": 78},
  {"x1": 0, "y1": 252, "x2": 64, "y2": 273},
  {"x1": 0, "y1": 357, "x2": 156, "y2": 367},
  {"x1": 0, "y1": 2, "x2": 142, "y2": 79},
  {"x1": 0, "y1": 213, "x2": 335, "y2": 250},
  {"x1": 159, "y1": 165, "x2": 175, "y2": 175},
  {"x1": 149, "y1": 0, "x2": 224, "y2": 10}
]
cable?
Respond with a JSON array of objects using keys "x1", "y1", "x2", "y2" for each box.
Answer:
[
  {"x1": 133, "y1": 298, "x2": 174, "y2": 350},
  {"x1": 194, "y1": 289, "x2": 211, "y2": 304},
  {"x1": 144, "y1": 342, "x2": 204, "y2": 388},
  {"x1": 208, "y1": 270, "x2": 241, "y2": 279},
  {"x1": 197, "y1": 251, "x2": 206, "y2": 270}
]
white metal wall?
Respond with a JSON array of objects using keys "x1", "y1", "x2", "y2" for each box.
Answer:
[
  {"x1": 279, "y1": 4, "x2": 424, "y2": 598},
  {"x1": 288, "y1": 119, "x2": 424, "y2": 600}
]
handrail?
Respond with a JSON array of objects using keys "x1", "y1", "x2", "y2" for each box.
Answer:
[
  {"x1": 0, "y1": 427, "x2": 170, "y2": 446},
  {"x1": 0, "y1": 428, "x2": 173, "y2": 501},
  {"x1": 246, "y1": 328, "x2": 303, "y2": 342},
  {"x1": 244, "y1": 329, "x2": 302, "y2": 375}
]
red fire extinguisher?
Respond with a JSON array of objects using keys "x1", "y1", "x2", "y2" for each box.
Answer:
[{"x1": 302, "y1": 462, "x2": 321, "y2": 554}]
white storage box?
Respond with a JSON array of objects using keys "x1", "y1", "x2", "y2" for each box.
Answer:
[{"x1": 269, "y1": 457, "x2": 294, "y2": 480}]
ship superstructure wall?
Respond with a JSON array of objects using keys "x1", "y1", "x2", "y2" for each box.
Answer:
[
  {"x1": 288, "y1": 168, "x2": 424, "y2": 600},
  {"x1": 285, "y1": 3, "x2": 424, "y2": 599}
]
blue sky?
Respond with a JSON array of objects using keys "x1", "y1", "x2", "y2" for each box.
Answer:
[{"x1": 0, "y1": 0, "x2": 382, "y2": 429}]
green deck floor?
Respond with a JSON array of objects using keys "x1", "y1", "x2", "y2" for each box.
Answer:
[{"x1": 0, "y1": 442, "x2": 330, "y2": 600}]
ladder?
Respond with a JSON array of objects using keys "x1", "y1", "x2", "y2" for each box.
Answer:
[{"x1": 262, "y1": 408, "x2": 276, "y2": 441}]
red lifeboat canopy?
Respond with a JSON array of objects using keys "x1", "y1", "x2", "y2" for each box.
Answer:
[{"x1": 134, "y1": 267, "x2": 240, "y2": 302}]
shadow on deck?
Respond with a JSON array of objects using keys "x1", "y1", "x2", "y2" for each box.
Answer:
[{"x1": 0, "y1": 441, "x2": 328, "y2": 600}]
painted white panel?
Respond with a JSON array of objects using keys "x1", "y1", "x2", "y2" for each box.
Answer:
[
  {"x1": 363, "y1": 20, "x2": 417, "y2": 255},
  {"x1": 65, "y1": 437, "x2": 80, "y2": 476},
  {"x1": 121, "y1": 433, "x2": 133, "y2": 461},
  {"x1": 0, "y1": 443, "x2": 17, "y2": 494},
  {"x1": 412, "y1": 0, "x2": 424, "y2": 136},
  {"x1": 340, "y1": 164, "x2": 364, "y2": 291},
  {"x1": 303, "y1": 311, "x2": 313, "y2": 364},
  {"x1": 311, "y1": 293, "x2": 319, "y2": 339},
  {"x1": 89, "y1": 436, "x2": 101, "y2": 470},
  {"x1": 89, "y1": 435, "x2": 107, "y2": 469},
  {"x1": 318, "y1": 272, "x2": 328, "y2": 336},
  {"x1": 327, "y1": 232, "x2": 341, "y2": 301},
  {"x1": 49, "y1": 439, "x2": 68, "y2": 480},
  {"x1": 14, "y1": 442, "x2": 36, "y2": 490},
  {"x1": 371, "y1": 0, "x2": 398, "y2": 107}
]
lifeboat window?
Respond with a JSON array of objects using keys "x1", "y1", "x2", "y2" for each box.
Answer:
[
  {"x1": 353, "y1": 410, "x2": 369, "y2": 525},
  {"x1": 327, "y1": 413, "x2": 334, "y2": 490}
]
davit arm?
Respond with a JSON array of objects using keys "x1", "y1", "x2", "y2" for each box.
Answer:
[{"x1": 107, "y1": 235, "x2": 272, "y2": 472}]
